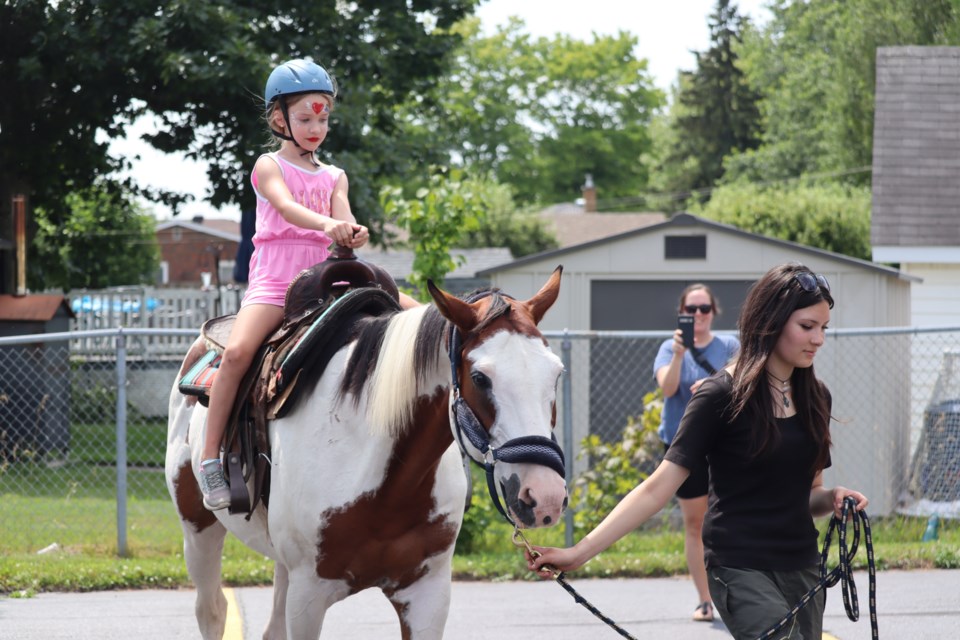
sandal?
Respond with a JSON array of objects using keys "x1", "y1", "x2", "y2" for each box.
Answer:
[{"x1": 693, "y1": 601, "x2": 714, "y2": 622}]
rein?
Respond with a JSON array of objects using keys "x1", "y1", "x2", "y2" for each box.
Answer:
[
  {"x1": 447, "y1": 294, "x2": 566, "y2": 528},
  {"x1": 514, "y1": 497, "x2": 878, "y2": 640}
]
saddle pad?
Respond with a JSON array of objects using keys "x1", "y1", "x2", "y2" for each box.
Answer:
[{"x1": 179, "y1": 349, "x2": 222, "y2": 397}]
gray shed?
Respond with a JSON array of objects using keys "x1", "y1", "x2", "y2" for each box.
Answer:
[
  {"x1": 479, "y1": 212, "x2": 917, "y2": 515},
  {"x1": 480, "y1": 212, "x2": 914, "y2": 332}
]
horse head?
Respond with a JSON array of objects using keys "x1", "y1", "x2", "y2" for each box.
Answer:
[{"x1": 428, "y1": 266, "x2": 568, "y2": 529}]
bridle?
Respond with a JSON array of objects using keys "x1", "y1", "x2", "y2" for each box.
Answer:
[{"x1": 446, "y1": 292, "x2": 566, "y2": 528}]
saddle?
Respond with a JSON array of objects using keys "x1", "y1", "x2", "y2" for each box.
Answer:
[{"x1": 178, "y1": 248, "x2": 402, "y2": 517}]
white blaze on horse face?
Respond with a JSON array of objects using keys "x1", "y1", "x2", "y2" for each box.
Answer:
[
  {"x1": 469, "y1": 330, "x2": 562, "y2": 443},
  {"x1": 469, "y1": 330, "x2": 567, "y2": 527}
]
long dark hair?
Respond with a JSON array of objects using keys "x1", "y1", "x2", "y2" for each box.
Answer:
[{"x1": 730, "y1": 263, "x2": 834, "y2": 472}]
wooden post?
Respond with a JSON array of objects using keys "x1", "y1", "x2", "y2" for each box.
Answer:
[{"x1": 12, "y1": 194, "x2": 26, "y2": 296}]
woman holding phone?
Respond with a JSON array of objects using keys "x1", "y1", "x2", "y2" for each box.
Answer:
[{"x1": 652, "y1": 283, "x2": 739, "y2": 622}]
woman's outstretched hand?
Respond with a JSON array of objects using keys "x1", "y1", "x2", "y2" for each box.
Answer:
[{"x1": 525, "y1": 544, "x2": 585, "y2": 578}]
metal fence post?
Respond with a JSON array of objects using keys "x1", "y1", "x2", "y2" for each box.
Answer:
[
  {"x1": 115, "y1": 328, "x2": 129, "y2": 557},
  {"x1": 561, "y1": 330, "x2": 574, "y2": 548}
]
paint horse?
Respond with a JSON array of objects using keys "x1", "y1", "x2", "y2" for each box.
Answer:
[{"x1": 165, "y1": 267, "x2": 568, "y2": 639}]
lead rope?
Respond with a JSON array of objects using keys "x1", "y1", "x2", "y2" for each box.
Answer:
[
  {"x1": 513, "y1": 495, "x2": 878, "y2": 640},
  {"x1": 512, "y1": 529, "x2": 639, "y2": 639},
  {"x1": 756, "y1": 496, "x2": 879, "y2": 640}
]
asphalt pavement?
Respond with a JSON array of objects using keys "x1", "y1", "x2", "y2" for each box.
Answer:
[{"x1": 1, "y1": 569, "x2": 957, "y2": 639}]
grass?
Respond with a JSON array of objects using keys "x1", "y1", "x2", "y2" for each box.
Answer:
[
  {"x1": 1, "y1": 475, "x2": 958, "y2": 596},
  {"x1": 3, "y1": 418, "x2": 959, "y2": 595}
]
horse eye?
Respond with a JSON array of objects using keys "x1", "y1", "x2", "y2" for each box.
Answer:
[{"x1": 471, "y1": 371, "x2": 491, "y2": 391}]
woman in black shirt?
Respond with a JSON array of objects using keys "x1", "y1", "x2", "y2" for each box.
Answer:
[{"x1": 526, "y1": 263, "x2": 869, "y2": 640}]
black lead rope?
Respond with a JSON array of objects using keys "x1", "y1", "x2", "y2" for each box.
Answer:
[
  {"x1": 756, "y1": 496, "x2": 879, "y2": 640},
  {"x1": 513, "y1": 528, "x2": 640, "y2": 640},
  {"x1": 514, "y1": 496, "x2": 878, "y2": 640}
]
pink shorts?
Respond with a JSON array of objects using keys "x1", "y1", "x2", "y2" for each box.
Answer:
[{"x1": 242, "y1": 240, "x2": 330, "y2": 307}]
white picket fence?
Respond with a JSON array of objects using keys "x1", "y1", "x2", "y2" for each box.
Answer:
[{"x1": 66, "y1": 285, "x2": 246, "y2": 357}]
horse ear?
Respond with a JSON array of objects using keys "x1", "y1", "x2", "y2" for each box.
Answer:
[
  {"x1": 428, "y1": 279, "x2": 479, "y2": 333},
  {"x1": 523, "y1": 265, "x2": 563, "y2": 325}
]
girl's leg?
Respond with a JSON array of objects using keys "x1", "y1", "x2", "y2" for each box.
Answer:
[
  {"x1": 200, "y1": 303, "x2": 283, "y2": 509},
  {"x1": 678, "y1": 495, "x2": 712, "y2": 618}
]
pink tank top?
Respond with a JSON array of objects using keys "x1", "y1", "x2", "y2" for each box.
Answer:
[{"x1": 242, "y1": 154, "x2": 344, "y2": 307}]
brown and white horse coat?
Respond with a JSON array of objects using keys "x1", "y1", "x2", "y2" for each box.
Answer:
[{"x1": 165, "y1": 268, "x2": 567, "y2": 639}]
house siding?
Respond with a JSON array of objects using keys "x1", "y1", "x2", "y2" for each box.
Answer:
[{"x1": 871, "y1": 46, "x2": 960, "y2": 249}]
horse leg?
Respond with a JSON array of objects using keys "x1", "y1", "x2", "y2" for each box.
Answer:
[
  {"x1": 261, "y1": 562, "x2": 289, "y2": 640},
  {"x1": 385, "y1": 564, "x2": 453, "y2": 640},
  {"x1": 182, "y1": 521, "x2": 230, "y2": 639},
  {"x1": 283, "y1": 566, "x2": 348, "y2": 638}
]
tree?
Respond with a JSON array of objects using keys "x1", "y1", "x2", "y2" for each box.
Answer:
[
  {"x1": 726, "y1": 0, "x2": 960, "y2": 184},
  {"x1": 32, "y1": 186, "x2": 160, "y2": 290},
  {"x1": 454, "y1": 181, "x2": 558, "y2": 258},
  {"x1": 658, "y1": 0, "x2": 761, "y2": 198},
  {"x1": 688, "y1": 180, "x2": 872, "y2": 260},
  {"x1": 380, "y1": 167, "x2": 487, "y2": 297},
  {"x1": 1, "y1": 0, "x2": 475, "y2": 288},
  {"x1": 413, "y1": 18, "x2": 664, "y2": 206}
]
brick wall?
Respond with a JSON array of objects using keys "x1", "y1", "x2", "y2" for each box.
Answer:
[{"x1": 156, "y1": 227, "x2": 239, "y2": 286}]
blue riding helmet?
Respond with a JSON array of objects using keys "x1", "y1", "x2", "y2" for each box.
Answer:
[{"x1": 264, "y1": 59, "x2": 335, "y2": 110}]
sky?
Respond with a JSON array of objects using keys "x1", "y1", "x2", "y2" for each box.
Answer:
[{"x1": 117, "y1": 0, "x2": 771, "y2": 222}]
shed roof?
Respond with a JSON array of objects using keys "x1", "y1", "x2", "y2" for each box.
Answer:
[
  {"x1": 479, "y1": 212, "x2": 919, "y2": 282},
  {"x1": 0, "y1": 294, "x2": 75, "y2": 321},
  {"x1": 362, "y1": 247, "x2": 513, "y2": 280}
]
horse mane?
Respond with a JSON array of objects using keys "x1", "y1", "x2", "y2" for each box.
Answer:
[{"x1": 338, "y1": 288, "x2": 512, "y2": 438}]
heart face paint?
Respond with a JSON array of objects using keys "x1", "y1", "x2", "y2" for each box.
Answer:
[{"x1": 308, "y1": 101, "x2": 329, "y2": 114}]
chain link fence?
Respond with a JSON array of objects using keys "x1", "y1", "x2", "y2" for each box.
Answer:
[{"x1": 2, "y1": 326, "x2": 959, "y2": 555}]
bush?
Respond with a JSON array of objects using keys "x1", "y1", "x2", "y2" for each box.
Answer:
[{"x1": 571, "y1": 390, "x2": 664, "y2": 532}]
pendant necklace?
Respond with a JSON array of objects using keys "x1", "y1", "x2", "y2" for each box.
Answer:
[{"x1": 768, "y1": 371, "x2": 791, "y2": 408}]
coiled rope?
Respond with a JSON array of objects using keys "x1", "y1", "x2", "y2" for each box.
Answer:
[{"x1": 756, "y1": 496, "x2": 878, "y2": 639}]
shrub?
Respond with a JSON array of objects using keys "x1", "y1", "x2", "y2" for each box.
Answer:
[{"x1": 571, "y1": 390, "x2": 664, "y2": 532}]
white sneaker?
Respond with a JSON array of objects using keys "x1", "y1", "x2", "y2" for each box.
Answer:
[{"x1": 199, "y1": 459, "x2": 231, "y2": 511}]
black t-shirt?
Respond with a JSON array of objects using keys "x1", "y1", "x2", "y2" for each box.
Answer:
[{"x1": 664, "y1": 371, "x2": 831, "y2": 571}]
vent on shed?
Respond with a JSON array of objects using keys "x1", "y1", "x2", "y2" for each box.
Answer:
[{"x1": 665, "y1": 235, "x2": 706, "y2": 259}]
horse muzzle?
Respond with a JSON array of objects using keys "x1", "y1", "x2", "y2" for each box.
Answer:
[{"x1": 501, "y1": 469, "x2": 568, "y2": 529}]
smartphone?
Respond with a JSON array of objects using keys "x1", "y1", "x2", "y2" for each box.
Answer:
[{"x1": 678, "y1": 315, "x2": 695, "y2": 349}]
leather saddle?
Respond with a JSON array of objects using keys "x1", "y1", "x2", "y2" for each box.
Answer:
[{"x1": 179, "y1": 247, "x2": 401, "y2": 516}]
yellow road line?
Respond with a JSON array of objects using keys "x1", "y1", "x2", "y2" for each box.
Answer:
[
  {"x1": 224, "y1": 587, "x2": 244, "y2": 640},
  {"x1": 823, "y1": 633, "x2": 840, "y2": 640}
]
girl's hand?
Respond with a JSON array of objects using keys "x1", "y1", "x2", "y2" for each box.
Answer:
[
  {"x1": 347, "y1": 224, "x2": 369, "y2": 248},
  {"x1": 831, "y1": 486, "x2": 869, "y2": 519},
  {"x1": 324, "y1": 218, "x2": 356, "y2": 246},
  {"x1": 524, "y1": 544, "x2": 585, "y2": 578}
]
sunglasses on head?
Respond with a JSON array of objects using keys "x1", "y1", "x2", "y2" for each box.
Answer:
[
  {"x1": 683, "y1": 304, "x2": 713, "y2": 314},
  {"x1": 794, "y1": 272, "x2": 830, "y2": 293}
]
